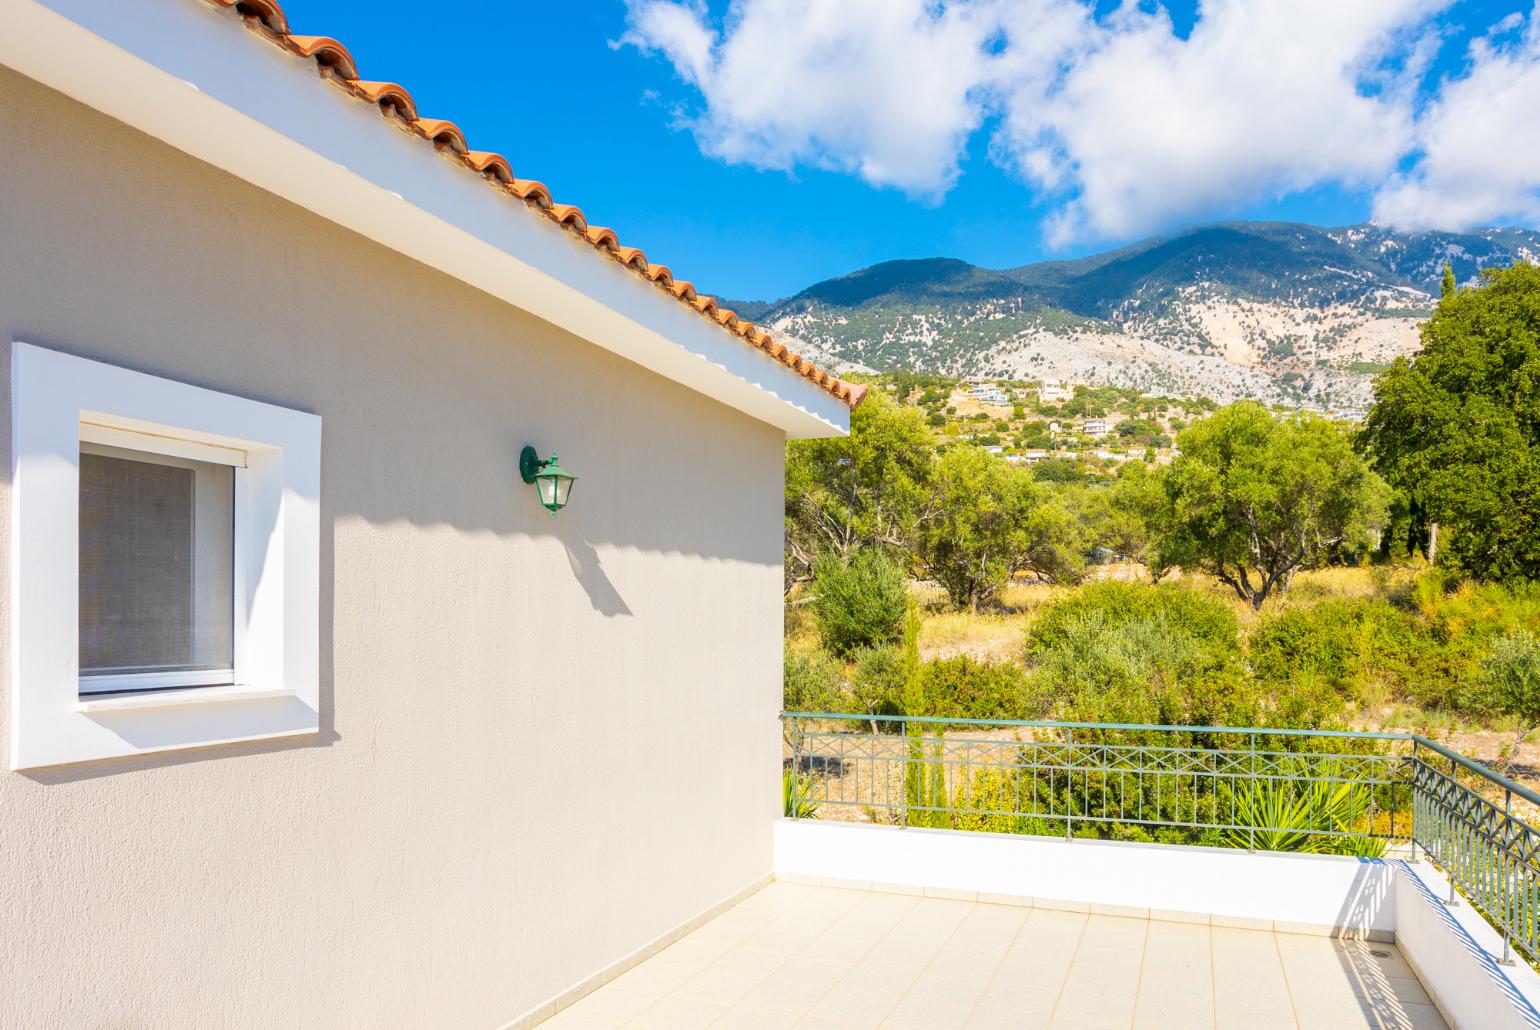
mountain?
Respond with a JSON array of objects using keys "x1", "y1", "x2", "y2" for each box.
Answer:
[{"x1": 756, "y1": 222, "x2": 1540, "y2": 407}]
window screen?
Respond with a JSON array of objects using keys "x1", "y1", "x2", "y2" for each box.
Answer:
[{"x1": 79, "y1": 443, "x2": 235, "y2": 690}]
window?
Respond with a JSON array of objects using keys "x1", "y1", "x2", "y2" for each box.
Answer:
[
  {"x1": 78, "y1": 441, "x2": 236, "y2": 695},
  {"x1": 10, "y1": 343, "x2": 321, "y2": 769}
]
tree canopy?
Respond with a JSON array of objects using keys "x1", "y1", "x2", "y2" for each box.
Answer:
[
  {"x1": 919, "y1": 446, "x2": 1042, "y2": 610},
  {"x1": 784, "y1": 391, "x2": 932, "y2": 590},
  {"x1": 1362, "y1": 262, "x2": 1540, "y2": 583},
  {"x1": 1159, "y1": 403, "x2": 1389, "y2": 608}
]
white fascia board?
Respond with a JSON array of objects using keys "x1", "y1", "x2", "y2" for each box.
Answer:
[{"x1": 0, "y1": 0, "x2": 849, "y2": 439}]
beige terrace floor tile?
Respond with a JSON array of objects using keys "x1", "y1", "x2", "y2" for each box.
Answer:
[
  {"x1": 538, "y1": 885, "x2": 1445, "y2": 1030},
  {"x1": 1211, "y1": 926, "x2": 1295, "y2": 1026},
  {"x1": 623, "y1": 993, "x2": 727, "y2": 1029},
  {"x1": 1049, "y1": 916, "x2": 1146, "y2": 1029},
  {"x1": 1132, "y1": 921, "x2": 1214, "y2": 1029}
]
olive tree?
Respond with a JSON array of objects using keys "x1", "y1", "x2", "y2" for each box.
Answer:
[
  {"x1": 919, "y1": 446, "x2": 1047, "y2": 609},
  {"x1": 784, "y1": 390, "x2": 933, "y2": 591},
  {"x1": 1158, "y1": 403, "x2": 1389, "y2": 609}
]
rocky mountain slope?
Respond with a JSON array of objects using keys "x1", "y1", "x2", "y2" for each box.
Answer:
[{"x1": 747, "y1": 222, "x2": 1540, "y2": 407}]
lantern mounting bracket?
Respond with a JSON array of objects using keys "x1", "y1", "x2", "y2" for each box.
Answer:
[{"x1": 519, "y1": 446, "x2": 549, "y2": 485}]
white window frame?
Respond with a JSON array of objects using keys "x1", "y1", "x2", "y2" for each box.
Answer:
[{"x1": 10, "y1": 343, "x2": 321, "y2": 769}]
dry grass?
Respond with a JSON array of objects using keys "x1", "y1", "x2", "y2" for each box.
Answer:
[
  {"x1": 918, "y1": 610, "x2": 1030, "y2": 662},
  {"x1": 782, "y1": 586, "x2": 821, "y2": 654},
  {"x1": 801, "y1": 564, "x2": 1427, "y2": 663},
  {"x1": 1282, "y1": 563, "x2": 1423, "y2": 605},
  {"x1": 913, "y1": 581, "x2": 1070, "y2": 661}
]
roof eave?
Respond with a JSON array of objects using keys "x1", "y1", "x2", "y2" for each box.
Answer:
[{"x1": 0, "y1": 0, "x2": 850, "y2": 438}]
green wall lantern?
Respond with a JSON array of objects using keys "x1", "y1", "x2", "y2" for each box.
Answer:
[{"x1": 520, "y1": 446, "x2": 577, "y2": 515}]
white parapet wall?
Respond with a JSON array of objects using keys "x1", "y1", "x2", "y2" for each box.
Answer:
[
  {"x1": 1394, "y1": 859, "x2": 1540, "y2": 1030},
  {"x1": 775, "y1": 820, "x2": 1540, "y2": 1029},
  {"x1": 776, "y1": 819, "x2": 1395, "y2": 936}
]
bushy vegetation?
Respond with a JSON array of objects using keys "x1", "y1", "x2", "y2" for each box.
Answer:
[
  {"x1": 787, "y1": 566, "x2": 1540, "y2": 738},
  {"x1": 914, "y1": 656, "x2": 1032, "y2": 721},
  {"x1": 1025, "y1": 582, "x2": 1252, "y2": 726},
  {"x1": 1480, "y1": 630, "x2": 1540, "y2": 770},
  {"x1": 810, "y1": 549, "x2": 909, "y2": 657},
  {"x1": 782, "y1": 647, "x2": 846, "y2": 715},
  {"x1": 1158, "y1": 402, "x2": 1389, "y2": 608}
]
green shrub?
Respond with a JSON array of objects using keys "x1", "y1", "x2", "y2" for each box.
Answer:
[
  {"x1": 914, "y1": 656, "x2": 1032, "y2": 720},
  {"x1": 783, "y1": 647, "x2": 847, "y2": 714},
  {"x1": 812, "y1": 549, "x2": 909, "y2": 657},
  {"x1": 1477, "y1": 630, "x2": 1540, "y2": 771},
  {"x1": 1026, "y1": 582, "x2": 1246, "y2": 723},
  {"x1": 1030, "y1": 582, "x2": 1239, "y2": 666},
  {"x1": 849, "y1": 645, "x2": 911, "y2": 723},
  {"x1": 1247, "y1": 599, "x2": 1420, "y2": 701}
]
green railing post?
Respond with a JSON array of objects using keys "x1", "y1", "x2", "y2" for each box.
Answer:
[
  {"x1": 1447, "y1": 754, "x2": 1460, "y2": 907},
  {"x1": 1065, "y1": 727, "x2": 1074, "y2": 842},
  {"x1": 898, "y1": 717, "x2": 908, "y2": 830},
  {"x1": 1408, "y1": 739, "x2": 1418, "y2": 864},
  {"x1": 1502, "y1": 788, "x2": 1516, "y2": 966},
  {"x1": 795, "y1": 718, "x2": 806, "y2": 817},
  {"x1": 1248, "y1": 732, "x2": 1257, "y2": 854}
]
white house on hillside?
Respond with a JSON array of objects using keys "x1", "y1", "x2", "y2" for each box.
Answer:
[
  {"x1": 0, "y1": 2, "x2": 860, "y2": 1025},
  {"x1": 1038, "y1": 378, "x2": 1069, "y2": 402}
]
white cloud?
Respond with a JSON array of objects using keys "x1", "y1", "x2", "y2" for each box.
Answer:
[
  {"x1": 998, "y1": 0, "x2": 1439, "y2": 245},
  {"x1": 624, "y1": 0, "x2": 1534, "y2": 245},
  {"x1": 1373, "y1": 5, "x2": 1540, "y2": 229},
  {"x1": 622, "y1": 0, "x2": 1035, "y2": 198}
]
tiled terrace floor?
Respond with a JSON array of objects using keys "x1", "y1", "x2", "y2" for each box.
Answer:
[{"x1": 542, "y1": 882, "x2": 1445, "y2": 1029}]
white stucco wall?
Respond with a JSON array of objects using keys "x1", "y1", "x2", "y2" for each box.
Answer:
[{"x1": 0, "y1": 66, "x2": 785, "y2": 1028}]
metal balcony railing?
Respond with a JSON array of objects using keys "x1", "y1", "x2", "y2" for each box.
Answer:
[{"x1": 782, "y1": 712, "x2": 1540, "y2": 965}]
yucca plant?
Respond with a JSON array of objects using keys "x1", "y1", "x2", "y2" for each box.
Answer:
[
  {"x1": 783, "y1": 766, "x2": 820, "y2": 819},
  {"x1": 1225, "y1": 759, "x2": 1385, "y2": 857}
]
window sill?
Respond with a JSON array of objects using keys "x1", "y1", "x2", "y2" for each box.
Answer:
[{"x1": 75, "y1": 684, "x2": 296, "y2": 714}]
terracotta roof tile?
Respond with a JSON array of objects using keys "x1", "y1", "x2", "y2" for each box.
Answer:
[
  {"x1": 507, "y1": 179, "x2": 551, "y2": 206},
  {"x1": 614, "y1": 246, "x2": 648, "y2": 270},
  {"x1": 548, "y1": 204, "x2": 586, "y2": 229},
  {"x1": 286, "y1": 35, "x2": 358, "y2": 79},
  {"x1": 349, "y1": 80, "x2": 418, "y2": 121},
  {"x1": 415, "y1": 118, "x2": 467, "y2": 153},
  {"x1": 463, "y1": 150, "x2": 514, "y2": 183},
  {"x1": 199, "y1": 0, "x2": 863, "y2": 407},
  {"x1": 584, "y1": 225, "x2": 618, "y2": 249},
  {"x1": 227, "y1": 0, "x2": 288, "y2": 33}
]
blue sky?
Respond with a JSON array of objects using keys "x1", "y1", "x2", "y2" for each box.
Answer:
[{"x1": 278, "y1": 1, "x2": 1538, "y2": 301}]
